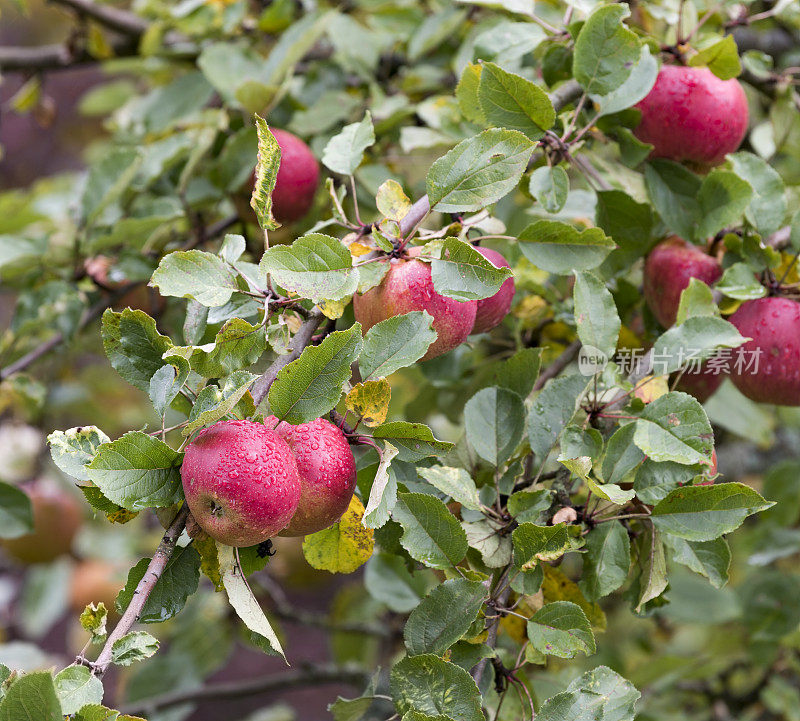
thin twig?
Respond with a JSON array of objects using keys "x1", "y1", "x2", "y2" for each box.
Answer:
[
  {"x1": 89, "y1": 505, "x2": 190, "y2": 676},
  {"x1": 533, "y1": 340, "x2": 581, "y2": 392},
  {"x1": 122, "y1": 664, "x2": 369, "y2": 716},
  {"x1": 52, "y1": 0, "x2": 150, "y2": 36}
]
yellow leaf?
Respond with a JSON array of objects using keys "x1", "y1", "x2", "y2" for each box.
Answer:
[
  {"x1": 376, "y1": 179, "x2": 412, "y2": 221},
  {"x1": 302, "y1": 496, "x2": 374, "y2": 573},
  {"x1": 775, "y1": 252, "x2": 800, "y2": 285},
  {"x1": 345, "y1": 379, "x2": 391, "y2": 426},
  {"x1": 319, "y1": 297, "x2": 348, "y2": 319},
  {"x1": 541, "y1": 565, "x2": 606, "y2": 632},
  {"x1": 105, "y1": 507, "x2": 138, "y2": 524},
  {"x1": 514, "y1": 295, "x2": 549, "y2": 329},
  {"x1": 633, "y1": 375, "x2": 669, "y2": 404},
  {"x1": 349, "y1": 241, "x2": 373, "y2": 257},
  {"x1": 87, "y1": 23, "x2": 114, "y2": 60}
]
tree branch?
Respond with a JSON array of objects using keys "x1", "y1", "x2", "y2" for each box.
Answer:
[
  {"x1": 250, "y1": 311, "x2": 326, "y2": 406},
  {"x1": 122, "y1": 664, "x2": 369, "y2": 717},
  {"x1": 533, "y1": 340, "x2": 581, "y2": 392},
  {"x1": 52, "y1": 0, "x2": 150, "y2": 36},
  {"x1": 88, "y1": 505, "x2": 190, "y2": 676}
]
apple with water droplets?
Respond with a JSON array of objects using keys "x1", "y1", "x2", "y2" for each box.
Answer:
[
  {"x1": 635, "y1": 65, "x2": 749, "y2": 167},
  {"x1": 728, "y1": 296, "x2": 800, "y2": 406},
  {"x1": 264, "y1": 416, "x2": 357, "y2": 536},
  {"x1": 644, "y1": 236, "x2": 722, "y2": 328},
  {"x1": 353, "y1": 246, "x2": 477, "y2": 361},
  {"x1": 471, "y1": 246, "x2": 516, "y2": 334},
  {"x1": 181, "y1": 419, "x2": 301, "y2": 546}
]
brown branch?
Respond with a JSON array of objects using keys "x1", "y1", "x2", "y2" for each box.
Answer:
[
  {"x1": 250, "y1": 311, "x2": 326, "y2": 406},
  {"x1": 122, "y1": 664, "x2": 369, "y2": 716},
  {"x1": 88, "y1": 505, "x2": 190, "y2": 676},
  {"x1": 52, "y1": 0, "x2": 150, "y2": 36},
  {"x1": 533, "y1": 340, "x2": 582, "y2": 392}
]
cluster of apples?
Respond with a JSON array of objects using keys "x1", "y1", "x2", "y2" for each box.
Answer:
[{"x1": 181, "y1": 416, "x2": 357, "y2": 546}]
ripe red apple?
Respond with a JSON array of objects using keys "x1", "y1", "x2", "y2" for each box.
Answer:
[
  {"x1": 181, "y1": 420, "x2": 301, "y2": 546},
  {"x1": 264, "y1": 416, "x2": 357, "y2": 536},
  {"x1": 634, "y1": 65, "x2": 749, "y2": 167},
  {"x1": 238, "y1": 128, "x2": 319, "y2": 224},
  {"x1": 353, "y1": 247, "x2": 477, "y2": 361},
  {"x1": 675, "y1": 364, "x2": 724, "y2": 403},
  {"x1": 2, "y1": 481, "x2": 83, "y2": 564},
  {"x1": 643, "y1": 236, "x2": 722, "y2": 328},
  {"x1": 471, "y1": 246, "x2": 515, "y2": 334},
  {"x1": 728, "y1": 296, "x2": 800, "y2": 406}
]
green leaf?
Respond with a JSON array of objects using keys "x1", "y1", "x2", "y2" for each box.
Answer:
[
  {"x1": 464, "y1": 386, "x2": 525, "y2": 467},
  {"x1": 529, "y1": 165, "x2": 569, "y2": 214},
  {"x1": 371, "y1": 422, "x2": 454, "y2": 463},
  {"x1": 426, "y1": 128, "x2": 535, "y2": 213},
  {"x1": 149, "y1": 363, "x2": 185, "y2": 417},
  {"x1": 408, "y1": 7, "x2": 468, "y2": 60},
  {"x1": 251, "y1": 115, "x2": 281, "y2": 231},
  {"x1": 111, "y1": 630, "x2": 159, "y2": 666},
  {"x1": 360, "y1": 311, "x2": 437, "y2": 380},
  {"x1": 634, "y1": 459, "x2": 696, "y2": 505},
  {"x1": 676, "y1": 277, "x2": 720, "y2": 323},
  {"x1": 573, "y1": 272, "x2": 620, "y2": 359},
  {"x1": 363, "y1": 443, "x2": 400, "y2": 529},
  {"x1": 85, "y1": 431, "x2": 182, "y2": 511},
  {"x1": 392, "y1": 493, "x2": 468, "y2": 569},
  {"x1": 688, "y1": 35, "x2": 742, "y2": 80},
  {"x1": 463, "y1": 518, "x2": 512, "y2": 568},
  {"x1": 478, "y1": 62, "x2": 555, "y2": 140},
  {"x1": 390, "y1": 655, "x2": 483, "y2": 721},
  {"x1": 518, "y1": 220, "x2": 615, "y2": 274},
  {"x1": 537, "y1": 666, "x2": 640, "y2": 721},
  {"x1": 651, "y1": 316, "x2": 747, "y2": 375},
  {"x1": 493, "y1": 347, "x2": 541, "y2": 398},
  {"x1": 573, "y1": 4, "x2": 640, "y2": 95},
  {"x1": 456, "y1": 62, "x2": 485, "y2": 124},
  {"x1": 513, "y1": 523, "x2": 577, "y2": 569},
  {"x1": 404, "y1": 578, "x2": 486, "y2": 656},
  {"x1": 261, "y1": 233, "x2": 358, "y2": 302},
  {"x1": 527, "y1": 601, "x2": 596, "y2": 658},
  {"x1": 322, "y1": 112, "x2": 375, "y2": 176},
  {"x1": 590, "y1": 44, "x2": 658, "y2": 117},
  {"x1": 507, "y1": 489, "x2": 552, "y2": 523},
  {"x1": 728, "y1": 151, "x2": 786, "y2": 236},
  {"x1": 168, "y1": 318, "x2": 266, "y2": 378},
  {"x1": 101, "y1": 308, "x2": 173, "y2": 393},
  {"x1": 151, "y1": 250, "x2": 239, "y2": 307},
  {"x1": 430, "y1": 237, "x2": 513, "y2": 301},
  {"x1": 632, "y1": 523, "x2": 668, "y2": 612},
  {"x1": 81, "y1": 147, "x2": 142, "y2": 226},
  {"x1": 116, "y1": 544, "x2": 201, "y2": 622},
  {"x1": 268, "y1": 324, "x2": 362, "y2": 424},
  {"x1": 0, "y1": 482, "x2": 33, "y2": 539},
  {"x1": 53, "y1": 666, "x2": 104, "y2": 714},
  {"x1": 0, "y1": 671, "x2": 62, "y2": 721},
  {"x1": 652, "y1": 482, "x2": 774, "y2": 541},
  {"x1": 418, "y1": 466, "x2": 481, "y2": 512},
  {"x1": 595, "y1": 190, "x2": 654, "y2": 276},
  {"x1": 696, "y1": 170, "x2": 753, "y2": 240},
  {"x1": 633, "y1": 392, "x2": 714, "y2": 466},
  {"x1": 579, "y1": 522, "x2": 631, "y2": 601},
  {"x1": 600, "y1": 424, "x2": 644, "y2": 484},
  {"x1": 716, "y1": 262, "x2": 768, "y2": 300},
  {"x1": 183, "y1": 370, "x2": 257, "y2": 436},
  {"x1": 529, "y1": 374, "x2": 590, "y2": 461},
  {"x1": 644, "y1": 160, "x2": 702, "y2": 240},
  {"x1": 364, "y1": 552, "x2": 432, "y2": 613},
  {"x1": 218, "y1": 543, "x2": 285, "y2": 659},
  {"x1": 663, "y1": 534, "x2": 730, "y2": 588}
]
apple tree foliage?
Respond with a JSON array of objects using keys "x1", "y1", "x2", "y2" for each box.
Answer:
[{"x1": 1, "y1": 0, "x2": 800, "y2": 719}]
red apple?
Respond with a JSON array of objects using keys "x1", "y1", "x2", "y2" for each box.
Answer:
[
  {"x1": 728, "y1": 296, "x2": 800, "y2": 406},
  {"x1": 353, "y1": 247, "x2": 477, "y2": 361},
  {"x1": 675, "y1": 364, "x2": 724, "y2": 403},
  {"x1": 181, "y1": 420, "x2": 301, "y2": 546},
  {"x1": 471, "y1": 246, "x2": 516, "y2": 334},
  {"x1": 634, "y1": 65, "x2": 749, "y2": 167},
  {"x1": 264, "y1": 416, "x2": 357, "y2": 536},
  {"x1": 242, "y1": 128, "x2": 319, "y2": 224},
  {"x1": 643, "y1": 236, "x2": 722, "y2": 328},
  {"x1": 2, "y1": 481, "x2": 83, "y2": 564}
]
